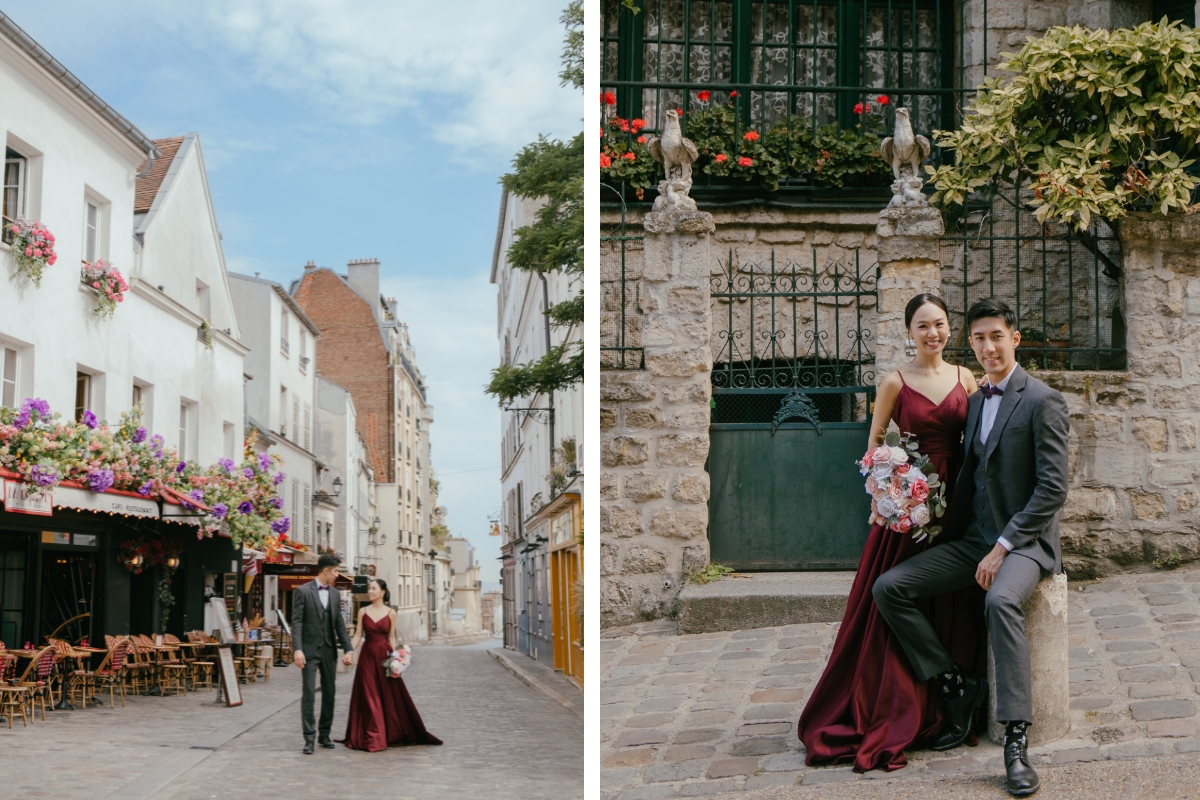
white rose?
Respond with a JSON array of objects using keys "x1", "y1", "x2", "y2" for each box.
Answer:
[
  {"x1": 871, "y1": 463, "x2": 893, "y2": 483},
  {"x1": 876, "y1": 497, "x2": 898, "y2": 518},
  {"x1": 910, "y1": 503, "x2": 932, "y2": 526},
  {"x1": 889, "y1": 446, "x2": 909, "y2": 465}
]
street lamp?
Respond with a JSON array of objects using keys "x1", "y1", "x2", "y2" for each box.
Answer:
[
  {"x1": 314, "y1": 476, "x2": 343, "y2": 504},
  {"x1": 166, "y1": 556, "x2": 180, "y2": 569}
]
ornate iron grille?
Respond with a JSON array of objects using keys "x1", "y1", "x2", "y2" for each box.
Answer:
[
  {"x1": 711, "y1": 246, "x2": 877, "y2": 389},
  {"x1": 939, "y1": 183, "x2": 1126, "y2": 372},
  {"x1": 600, "y1": 186, "x2": 646, "y2": 370}
]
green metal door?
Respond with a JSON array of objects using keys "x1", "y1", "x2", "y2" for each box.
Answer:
[
  {"x1": 708, "y1": 248, "x2": 877, "y2": 570},
  {"x1": 708, "y1": 387, "x2": 873, "y2": 569}
]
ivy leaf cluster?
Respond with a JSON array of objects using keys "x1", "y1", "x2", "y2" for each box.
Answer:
[{"x1": 929, "y1": 19, "x2": 1200, "y2": 229}]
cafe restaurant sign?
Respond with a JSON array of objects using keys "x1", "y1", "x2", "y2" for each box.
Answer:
[
  {"x1": 1, "y1": 479, "x2": 158, "y2": 518},
  {"x1": 2, "y1": 479, "x2": 53, "y2": 516}
]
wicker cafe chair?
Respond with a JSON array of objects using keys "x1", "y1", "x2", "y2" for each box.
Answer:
[
  {"x1": 121, "y1": 636, "x2": 153, "y2": 694},
  {"x1": 17, "y1": 646, "x2": 56, "y2": 721},
  {"x1": 0, "y1": 655, "x2": 28, "y2": 728},
  {"x1": 155, "y1": 637, "x2": 188, "y2": 696},
  {"x1": 87, "y1": 640, "x2": 130, "y2": 708}
]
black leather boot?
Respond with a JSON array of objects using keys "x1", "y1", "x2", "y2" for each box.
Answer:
[
  {"x1": 1004, "y1": 726, "x2": 1040, "y2": 796},
  {"x1": 931, "y1": 674, "x2": 986, "y2": 751},
  {"x1": 303, "y1": 740, "x2": 314, "y2": 755}
]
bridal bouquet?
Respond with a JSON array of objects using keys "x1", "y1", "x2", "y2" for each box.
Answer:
[
  {"x1": 858, "y1": 430, "x2": 947, "y2": 542},
  {"x1": 382, "y1": 646, "x2": 411, "y2": 679}
]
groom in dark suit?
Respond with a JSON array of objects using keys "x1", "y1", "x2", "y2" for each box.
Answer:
[
  {"x1": 873, "y1": 298, "x2": 1069, "y2": 797},
  {"x1": 292, "y1": 554, "x2": 355, "y2": 754}
]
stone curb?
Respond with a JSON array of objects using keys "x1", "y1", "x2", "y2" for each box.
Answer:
[{"x1": 488, "y1": 648, "x2": 583, "y2": 719}]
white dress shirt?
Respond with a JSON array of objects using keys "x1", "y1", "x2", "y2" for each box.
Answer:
[
  {"x1": 317, "y1": 580, "x2": 331, "y2": 609},
  {"x1": 979, "y1": 366, "x2": 1016, "y2": 551}
]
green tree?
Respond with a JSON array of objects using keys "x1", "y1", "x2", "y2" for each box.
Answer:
[{"x1": 485, "y1": 2, "x2": 583, "y2": 405}]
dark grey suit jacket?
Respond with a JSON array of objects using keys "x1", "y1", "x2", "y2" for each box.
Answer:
[
  {"x1": 290, "y1": 579, "x2": 354, "y2": 659},
  {"x1": 944, "y1": 364, "x2": 1070, "y2": 573}
]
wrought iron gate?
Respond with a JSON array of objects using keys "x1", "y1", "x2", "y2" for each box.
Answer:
[{"x1": 708, "y1": 247, "x2": 877, "y2": 570}]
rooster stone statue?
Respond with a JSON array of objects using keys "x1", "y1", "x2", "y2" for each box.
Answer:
[
  {"x1": 880, "y1": 108, "x2": 931, "y2": 207},
  {"x1": 647, "y1": 109, "x2": 700, "y2": 213}
]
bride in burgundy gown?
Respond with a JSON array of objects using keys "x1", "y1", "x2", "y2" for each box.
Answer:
[
  {"x1": 340, "y1": 579, "x2": 442, "y2": 751},
  {"x1": 797, "y1": 294, "x2": 987, "y2": 773}
]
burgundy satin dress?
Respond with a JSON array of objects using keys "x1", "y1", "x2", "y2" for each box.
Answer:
[
  {"x1": 339, "y1": 613, "x2": 442, "y2": 752},
  {"x1": 796, "y1": 375, "x2": 987, "y2": 772}
]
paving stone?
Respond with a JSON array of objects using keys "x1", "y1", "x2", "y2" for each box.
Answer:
[
  {"x1": 618, "y1": 730, "x2": 673, "y2": 747},
  {"x1": 612, "y1": 665, "x2": 658, "y2": 676},
  {"x1": 628, "y1": 713, "x2": 677, "y2": 728},
  {"x1": 1106, "y1": 641, "x2": 1159, "y2": 652},
  {"x1": 1175, "y1": 739, "x2": 1200, "y2": 753},
  {"x1": 1147, "y1": 719, "x2": 1200, "y2": 737},
  {"x1": 1090, "y1": 724, "x2": 1138, "y2": 744},
  {"x1": 701, "y1": 681, "x2": 747, "y2": 693},
  {"x1": 1168, "y1": 630, "x2": 1200, "y2": 643},
  {"x1": 688, "y1": 711, "x2": 734, "y2": 725},
  {"x1": 1105, "y1": 740, "x2": 1170, "y2": 759},
  {"x1": 674, "y1": 640, "x2": 720, "y2": 653},
  {"x1": 763, "y1": 661, "x2": 819, "y2": 676},
  {"x1": 630, "y1": 642, "x2": 671, "y2": 655},
  {"x1": 756, "y1": 675, "x2": 812, "y2": 689},
  {"x1": 644, "y1": 762, "x2": 705, "y2": 782},
  {"x1": 608, "y1": 675, "x2": 650, "y2": 687},
  {"x1": 1119, "y1": 666, "x2": 1177, "y2": 683},
  {"x1": 729, "y1": 737, "x2": 789, "y2": 757},
  {"x1": 731, "y1": 629, "x2": 777, "y2": 639},
  {"x1": 673, "y1": 729, "x2": 723, "y2": 745},
  {"x1": 1070, "y1": 668, "x2": 1103, "y2": 682},
  {"x1": 1097, "y1": 615, "x2": 1148, "y2": 629},
  {"x1": 1102, "y1": 627, "x2": 1156, "y2": 640},
  {"x1": 670, "y1": 652, "x2": 719, "y2": 665},
  {"x1": 616, "y1": 785, "x2": 679, "y2": 800},
  {"x1": 1163, "y1": 622, "x2": 1198, "y2": 631},
  {"x1": 743, "y1": 773, "x2": 802, "y2": 789},
  {"x1": 738, "y1": 722, "x2": 792, "y2": 736},
  {"x1": 1191, "y1": 668, "x2": 1200, "y2": 683},
  {"x1": 1091, "y1": 604, "x2": 1139, "y2": 616},
  {"x1": 771, "y1": 648, "x2": 823, "y2": 662},
  {"x1": 926, "y1": 757, "x2": 980, "y2": 773},
  {"x1": 777, "y1": 636, "x2": 822, "y2": 649},
  {"x1": 1130, "y1": 681, "x2": 1179, "y2": 699},
  {"x1": 1146, "y1": 594, "x2": 1186, "y2": 606},
  {"x1": 1112, "y1": 651, "x2": 1164, "y2": 666},
  {"x1": 623, "y1": 654, "x2": 666, "y2": 666},
  {"x1": 1139, "y1": 584, "x2": 1182, "y2": 594},
  {"x1": 604, "y1": 750, "x2": 658, "y2": 768},
  {"x1": 1071, "y1": 697, "x2": 1114, "y2": 711},
  {"x1": 718, "y1": 651, "x2": 763, "y2": 661},
  {"x1": 653, "y1": 674, "x2": 704, "y2": 686},
  {"x1": 861, "y1": 765, "x2": 916, "y2": 780},
  {"x1": 1130, "y1": 700, "x2": 1197, "y2": 720},
  {"x1": 664, "y1": 745, "x2": 716, "y2": 763},
  {"x1": 637, "y1": 697, "x2": 686, "y2": 713},
  {"x1": 1159, "y1": 614, "x2": 1200, "y2": 623},
  {"x1": 723, "y1": 639, "x2": 769, "y2": 651},
  {"x1": 706, "y1": 757, "x2": 760, "y2": 778},
  {"x1": 800, "y1": 767, "x2": 856, "y2": 785},
  {"x1": 1050, "y1": 747, "x2": 1104, "y2": 764},
  {"x1": 743, "y1": 704, "x2": 794, "y2": 721},
  {"x1": 676, "y1": 778, "x2": 742, "y2": 796},
  {"x1": 764, "y1": 753, "x2": 809, "y2": 772},
  {"x1": 1069, "y1": 646, "x2": 1097, "y2": 659},
  {"x1": 751, "y1": 688, "x2": 804, "y2": 703}
]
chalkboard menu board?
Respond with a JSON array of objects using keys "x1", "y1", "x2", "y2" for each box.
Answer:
[{"x1": 223, "y1": 573, "x2": 238, "y2": 624}]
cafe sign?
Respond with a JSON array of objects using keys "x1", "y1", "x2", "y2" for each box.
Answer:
[
  {"x1": 2, "y1": 480, "x2": 53, "y2": 516},
  {"x1": 55, "y1": 485, "x2": 159, "y2": 518}
]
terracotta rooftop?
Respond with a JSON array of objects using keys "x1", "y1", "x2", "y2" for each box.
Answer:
[{"x1": 134, "y1": 136, "x2": 185, "y2": 213}]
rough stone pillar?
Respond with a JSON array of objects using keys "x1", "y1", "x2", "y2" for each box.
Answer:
[
  {"x1": 874, "y1": 206, "x2": 945, "y2": 382},
  {"x1": 986, "y1": 573, "x2": 1070, "y2": 746},
  {"x1": 600, "y1": 208, "x2": 716, "y2": 627}
]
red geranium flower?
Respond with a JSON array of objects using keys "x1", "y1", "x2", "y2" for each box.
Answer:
[
  {"x1": 622, "y1": 151, "x2": 636, "y2": 161},
  {"x1": 697, "y1": 90, "x2": 711, "y2": 102},
  {"x1": 631, "y1": 118, "x2": 648, "y2": 132},
  {"x1": 877, "y1": 95, "x2": 889, "y2": 105},
  {"x1": 714, "y1": 153, "x2": 727, "y2": 162},
  {"x1": 637, "y1": 135, "x2": 647, "y2": 143},
  {"x1": 600, "y1": 153, "x2": 612, "y2": 168},
  {"x1": 729, "y1": 90, "x2": 739, "y2": 97},
  {"x1": 738, "y1": 156, "x2": 752, "y2": 167},
  {"x1": 853, "y1": 102, "x2": 865, "y2": 114},
  {"x1": 603, "y1": 91, "x2": 617, "y2": 105},
  {"x1": 675, "y1": 108, "x2": 683, "y2": 116},
  {"x1": 618, "y1": 119, "x2": 630, "y2": 133},
  {"x1": 743, "y1": 130, "x2": 760, "y2": 142}
]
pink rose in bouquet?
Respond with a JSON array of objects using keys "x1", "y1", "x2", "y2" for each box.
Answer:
[{"x1": 857, "y1": 430, "x2": 949, "y2": 542}]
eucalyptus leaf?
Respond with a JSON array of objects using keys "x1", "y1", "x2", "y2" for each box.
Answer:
[{"x1": 884, "y1": 431, "x2": 901, "y2": 447}]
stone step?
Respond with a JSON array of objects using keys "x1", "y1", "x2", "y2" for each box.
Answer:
[{"x1": 676, "y1": 571, "x2": 856, "y2": 634}]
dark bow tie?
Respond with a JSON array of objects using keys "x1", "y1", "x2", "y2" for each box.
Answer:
[
  {"x1": 980, "y1": 383, "x2": 1005, "y2": 398},
  {"x1": 318, "y1": 585, "x2": 329, "y2": 592}
]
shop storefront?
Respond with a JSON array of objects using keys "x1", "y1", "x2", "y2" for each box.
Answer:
[{"x1": 547, "y1": 492, "x2": 582, "y2": 687}]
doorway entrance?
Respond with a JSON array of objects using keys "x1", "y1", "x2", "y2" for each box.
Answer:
[{"x1": 40, "y1": 552, "x2": 95, "y2": 643}]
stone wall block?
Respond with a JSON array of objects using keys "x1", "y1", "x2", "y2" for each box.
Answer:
[
  {"x1": 625, "y1": 408, "x2": 665, "y2": 429},
  {"x1": 672, "y1": 472, "x2": 711, "y2": 504},
  {"x1": 1127, "y1": 489, "x2": 1168, "y2": 521},
  {"x1": 987, "y1": 573, "x2": 1070, "y2": 747},
  {"x1": 665, "y1": 407, "x2": 710, "y2": 429},
  {"x1": 1026, "y1": 4, "x2": 1066, "y2": 29},
  {"x1": 1061, "y1": 487, "x2": 1119, "y2": 522},
  {"x1": 601, "y1": 541, "x2": 619, "y2": 575},
  {"x1": 657, "y1": 434, "x2": 710, "y2": 467},
  {"x1": 600, "y1": 407, "x2": 616, "y2": 431},
  {"x1": 623, "y1": 545, "x2": 669, "y2": 574},
  {"x1": 601, "y1": 473, "x2": 618, "y2": 500},
  {"x1": 623, "y1": 472, "x2": 668, "y2": 503},
  {"x1": 1131, "y1": 416, "x2": 1169, "y2": 453},
  {"x1": 1130, "y1": 353, "x2": 1182, "y2": 380},
  {"x1": 1175, "y1": 418, "x2": 1197, "y2": 451},
  {"x1": 1149, "y1": 461, "x2": 1199, "y2": 488},
  {"x1": 602, "y1": 435, "x2": 651, "y2": 467},
  {"x1": 602, "y1": 504, "x2": 646, "y2": 538},
  {"x1": 663, "y1": 379, "x2": 711, "y2": 405},
  {"x1": 649, "y1": 508, "x2": 709, "y2": 539},
  {"x1": 601, "y1": 372, "x2": 656, "y2": 402}
]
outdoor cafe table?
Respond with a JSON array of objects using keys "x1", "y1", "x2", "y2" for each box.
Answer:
[{"x1": 66, "y1": 647, "x2": 107, "y2": 709}]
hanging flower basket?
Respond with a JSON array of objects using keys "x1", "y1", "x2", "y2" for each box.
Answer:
[
  {"x1": 7, "y1": 218, "x2": 58, "y2": 287},
  {"x1": 81, "y1": 260, "x2": 128, "y2": 318}
]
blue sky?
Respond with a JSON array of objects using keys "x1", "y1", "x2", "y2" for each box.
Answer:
[{"x1": 5, "y1": 0, "x2": 582, "y2": 583}]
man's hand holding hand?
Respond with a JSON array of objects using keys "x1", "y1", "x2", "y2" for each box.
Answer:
[
  {"x1": 976, "y1": 543, "x2": 1008, "y2": 591},
  {"x1": 342, "y1": 652, "x2": 353, "y2": 666},
  {"x1": 294, "y1": 650, "x2": 306, "y2": 669}
]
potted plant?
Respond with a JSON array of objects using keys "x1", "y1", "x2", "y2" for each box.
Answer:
[
  {"x1": 6, "y1": 218, "x2": 57, "y2": 287},
  {"x1": 80, "y1": 260, "x2": 128, "y2": 319}
]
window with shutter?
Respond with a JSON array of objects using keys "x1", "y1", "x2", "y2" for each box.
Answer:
[
  {"x1": 304, "y1": 404, "x2": 312, "y2": 451},
  {"x1": 292, "y1": 397, "x2": 300, "y2": 441},
  {"x1": 302, "y1": 484, "x2": 311, "y2": 542}
]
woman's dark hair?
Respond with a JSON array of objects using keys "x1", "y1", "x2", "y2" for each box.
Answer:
[
  {"x1": 966, "y1": 298, "x2": 1017, "y2": 331},
  {"x1": 904, "y1": 293, "x2": 950, "y2": 329},
  {"x1": 369, "y1": 579, "x2": 391, "y2": 605}
]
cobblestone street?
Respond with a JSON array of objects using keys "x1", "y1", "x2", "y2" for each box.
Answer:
[
  {"x1": 601, "y1": 564, "x2": 1200, "y2": 798},
  {"x1": 0, "y1": 640, "x2": 582, "y2": 799}
]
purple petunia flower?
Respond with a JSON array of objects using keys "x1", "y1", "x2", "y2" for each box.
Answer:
[
  {"x1": 13, "y1": 411, "x2": 30, "y2": 429},
  {"x1": 176, "y1": 461, "x2": 187, "y2": 474},
  {"x1": 212, "y1": 502, "x2": 228, "y2": 520},
  {"x1": 30, "y1": 464, "x2": 57, "y2": 487},
  {"x1": 133, "y1": 426, "x2": 147, "y2": 444},
  {"x1": 271, "y1": 517, "x2": 291, "y2": 535},
  {"x1": 137, "y1": 481, "x2": 153, "y2": 497},
  {"x1": 243, "y1": 467, "x2": 254, "y2": 479},
  {"x1": 238, "y1": 501, "x2": 253, "y2": 515},
  {"x1": 273, "y1": 472, "x2": 285, "y2": 486},
  {"x1": 22, "y1": 398, "x2": 50, "y2": 418},
  {"x1": 82, "y1": 409, "x2": 97, "y2": 429},
  {"x1": 87, "y1": 468, "x2": 114, "y2": 493},
  {"x1": 218, "y1": 458, "x2": 235, "y2": 473},
  {"x1": 257, "y1": 453, "x2": 271, "y2": 472},
  {"x1": 268, "y1": 496, "x2": 283, "y2": 509},
  {"x1": 189, "y1": 489, "x2": 204, "y2": 502}
]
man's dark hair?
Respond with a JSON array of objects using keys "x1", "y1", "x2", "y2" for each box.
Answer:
[
  {"x1": 966, "y1": 298, "x2": 1017, "y2": 331},
  {"x1": 317, "y1": 554, "x2": 341, "y2": 571}
]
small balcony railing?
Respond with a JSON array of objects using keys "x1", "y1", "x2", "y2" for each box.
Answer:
[{"x1": 280, "y1": 337, "x2": 290, "y2": 356}]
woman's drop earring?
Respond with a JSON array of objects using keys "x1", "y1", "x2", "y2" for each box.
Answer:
[{"x1": 904, "y1": 338, "x2": 917, "y2": 359}]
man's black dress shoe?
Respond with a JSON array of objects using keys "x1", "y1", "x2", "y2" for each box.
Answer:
[
  {"x1": 318, "y1": 736, "x2": 336, "y2": 749},
  {"x1": 303, "y1": 742, "x2": 314, "y2": 755},
  {"x1": 1004, "y1": 736, "x2": 1040, "y2": 796},
  {"x1": 931, "y1": 674, "x2": 986, "y2": 751}
]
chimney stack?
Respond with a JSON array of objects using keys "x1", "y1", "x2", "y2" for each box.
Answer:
[
  {"x1": 346, "y1": 258, "x2": 381, "y2": 310},
  {"x1": 304, "y1": 260, "x2": 317, "y2": 270}
]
